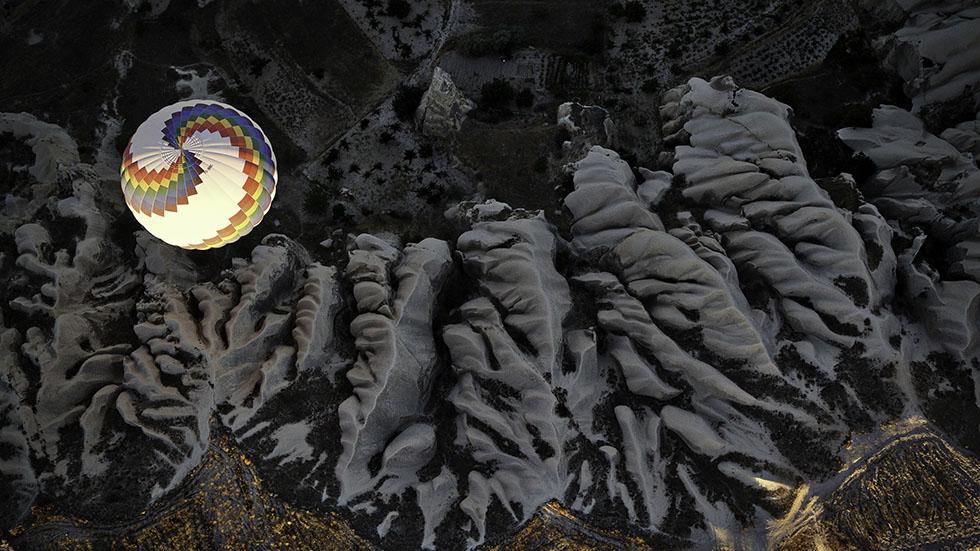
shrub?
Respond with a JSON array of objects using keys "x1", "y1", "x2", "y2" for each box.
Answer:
[
  {"x1": 393, "y1": 84, "x2": 425, "y2": 121},
  {"x1": 623, "y1": 1, "x2": 646, "y2": 22},
  {"x1": 332, "y1": 203, "x2": 353, "y2": 224},
  {"x1": 480, "y1": 79, "x2": 515, "y2": 109},
  {"x1": 304, "y1": 184, "x2": 332, "y2": 214},
  {"x1": 386, "y1": 0, "x2": 411, "y2": 19}
]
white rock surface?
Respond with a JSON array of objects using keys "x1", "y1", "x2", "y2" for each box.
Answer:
[
  {"x1": 336, "y1": 236, "x2": 453, "y2": 503},
  {"x1": 416, "y1": 67, "x2": 476, "y2": 138},
  {"x1": 876, "y1": 0, "x2": 980, "y2": 109},
  {"x1": 456, "y1": 210, "x2": 571, "y2": 378},
  {"x1": 0, "y1": 112, "x2": 80, "y2": 186},
  {"x1": 443, "y1": 207, "x2": 573, "y2": 545},
  {"x1": 839, "y1": 105, "x2": 980, "y2": 211}
]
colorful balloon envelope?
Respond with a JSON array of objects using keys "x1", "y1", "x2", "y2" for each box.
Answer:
[{"x1": 121, "y1": 100, "x2": 277, "y2": 250}]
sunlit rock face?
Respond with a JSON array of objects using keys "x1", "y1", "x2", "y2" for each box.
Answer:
[
  {"x1": 2, "y1": 1, "x2": 980, "y2": 548},
  {"x1": 773, "y1": 419, "x2": 980, "y2": 550}
]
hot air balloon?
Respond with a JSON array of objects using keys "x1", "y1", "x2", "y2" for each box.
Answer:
[{"x1": 120, "y1": 100, "x2": 277, "y2": 250}]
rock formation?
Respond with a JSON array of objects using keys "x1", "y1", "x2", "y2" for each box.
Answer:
[
  {"x1": 336, "y1": 235, "x2": 452, "y2": 504},
  {"x1": 3, "y1": 0, "x2": 980, "y2": 547},
  {"x1": 872, "y1": 0, "x2": 980, "y2": 110},
  {"x1": 415, "y1": 67, "x2": 475, "y2": 139}
]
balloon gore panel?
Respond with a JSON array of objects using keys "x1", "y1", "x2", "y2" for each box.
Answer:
[{"x1": 120, "y1": 101, "x2": 277, "y2": 250}]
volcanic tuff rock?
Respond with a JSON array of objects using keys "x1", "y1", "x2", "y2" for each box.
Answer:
[
  {"x1": 871, "y1": 0, "x2": 980, "y2": 110},
  {"x1": 445, "y1": 207, "x2": 571, "y2": 546},
  {"x1": 557, "y1": 103, "x2": 618, "y2": 150},
  {"x1": 337, "y1": 235, "x2": 452, "y2": 505},
  {"x1": 415, "y1": 67, "x2": 476, "y2": 139},
  {"x1": 0, "y1": 113, "x2": 81, "y2": 236},
  {"x1": 3, "y1": 1, "x2": 980, "y2": 547}
]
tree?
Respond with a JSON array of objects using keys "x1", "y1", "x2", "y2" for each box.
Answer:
[
  {"x1": 480, "y1": 79, "x2": 515, "y2": 110},
  {"x1": 304, "y1": 183, "x2": 331, "y2": 214},
  {"x1": 332, "y1": 203, "x2": 353, "y2": 224},
  {"x1": 393, "y1": 84, "x2": 425, "y2": 121},
  {"x1": 386, "y1": 0, "x2": 411, "y2": 19},
  {"x1": 623, "y1": 1, "x2": 646, "y2": 22}
]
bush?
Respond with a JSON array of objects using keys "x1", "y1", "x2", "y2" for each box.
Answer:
[
  {"x1": 623, "y1": 1, "x2": 646, "y2": 22},
  {"x1": 480, "y1": 79, "x2": 515, "y2": 110},
  {"x1": 304, "y1": 184, "x2": 332, "y2": 214},
  {"x1": 332, "y1": 203, "x2": 353, "y2": 224},
  {"x1": 386, "y1": 0, "x2": 411, "y2": 19},
  {"x1": 393, "y1": 84, "x2": 425, "y2": 121}
]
